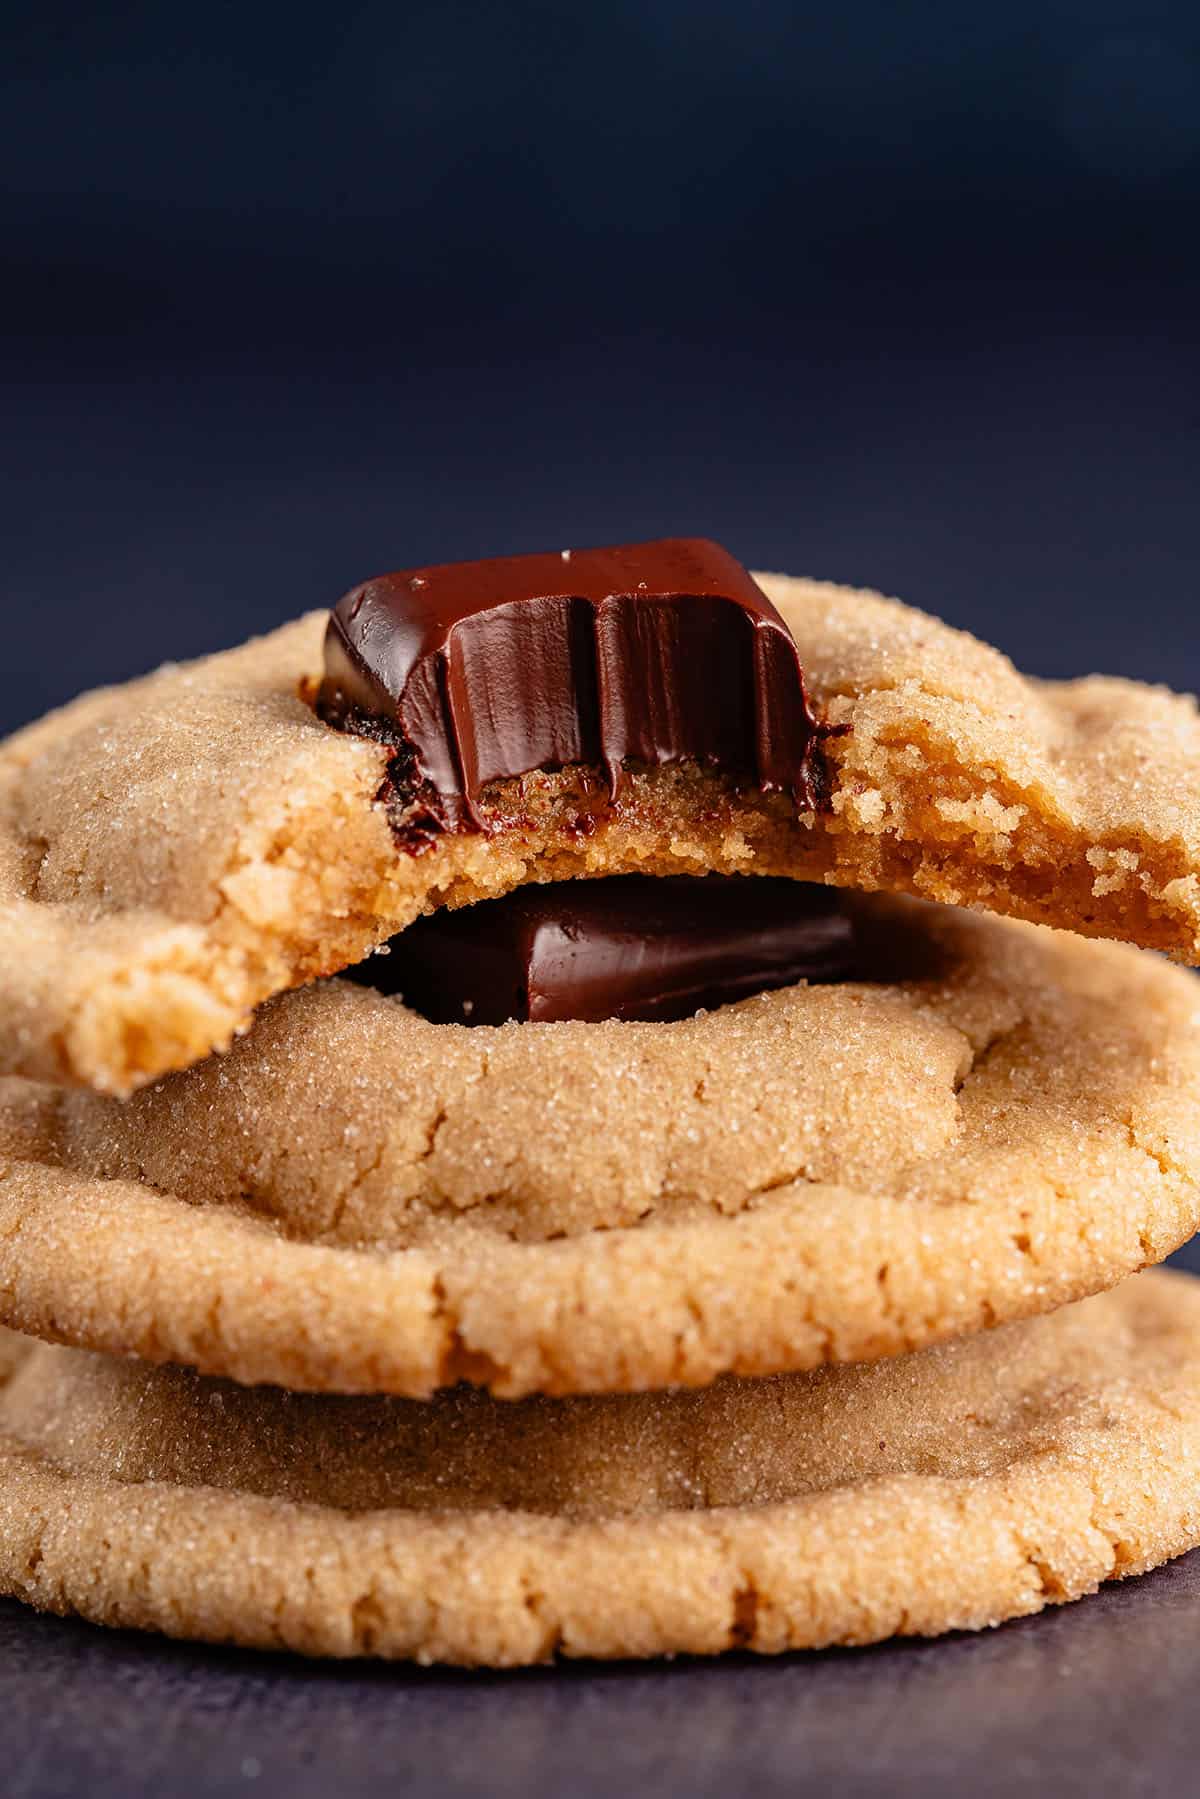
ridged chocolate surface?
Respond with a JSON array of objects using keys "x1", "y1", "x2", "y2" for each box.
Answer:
[{"x1": 317, "y1": 538, "x2": 826, "y2": 829}]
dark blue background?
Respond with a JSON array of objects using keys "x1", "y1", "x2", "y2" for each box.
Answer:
[{"x1": 3, "y1": 1, "x2": 1198, "y2": 730}]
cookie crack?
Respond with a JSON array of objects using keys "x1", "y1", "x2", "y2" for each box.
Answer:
[
  {"x1": 519, "y1": 1578, "x2": 565, "y2": 1663},
  {"x1": 1013, "y1": 1464, "x2": 1166, "y2": 1619},
  {"x1": 18, "y1": 831, "x2": 51, "y2": 901},
  {"x1": 743, "y1": 1166, "x2": 823, "y2": 1203},
  {"x1": 432, "y1": 1274, "x2": 507, "y2": 1391},
  {"x1": 1023, "y1": 1553, "x2": 1069, "y2": 1603},
  {"x1": 416, "y1": 1106, "x2": 450, "y2": 1169},
  {"x1": 323, "y1": 1136, "x2": 390, "y2": 1238},
  {"x1": 1123, "y1": 1112, "x2": 1188, "y2": 1186},
  {"x1": 951, "y1": 1015, "x2": 1029, "y2": 1097},
  {"x1": 349, "y1": 1586, "x2": 388, "y2": 1655},
  {"x1": 728, "y1": 1579, "x2": 760, "y2": 1650},
  {"x1": 669, "y1": 1291, "x2": 711, "y2": 1381}
]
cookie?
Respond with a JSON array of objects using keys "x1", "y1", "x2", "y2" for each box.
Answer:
[
  {"x1": 0, "y1": 1271, "x2": 1196, "y2": 1665},
  {"x1": 4, "y1": 576, "x2": 1200, "y2": 1096},
  {"x1": 2, "y1": 897, "x2": 1198, "y2": 1396}
]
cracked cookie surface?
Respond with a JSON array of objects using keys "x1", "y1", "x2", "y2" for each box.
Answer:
[
  {"x1": 2, "y1": 897, "x2": 1199, "y2": 1396},
  {"x1": 0, "y1": 1271, "x2": 1197, "y2": 1664},
  {"x1": 4, "y1": 576, "x2": 1200, "y2": 1096}
]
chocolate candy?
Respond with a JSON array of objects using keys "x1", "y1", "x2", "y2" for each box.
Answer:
[
  {"x1": 347, "y1": 875, "x2": 856, "y2": 1025},
  {"x1": 317, "y1": 538, "x2": 829, "y2": 833}
]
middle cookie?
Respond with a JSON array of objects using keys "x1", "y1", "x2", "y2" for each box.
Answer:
[{"x1": 1, "y1": 892, "x2": 1199, "y2": 1397}]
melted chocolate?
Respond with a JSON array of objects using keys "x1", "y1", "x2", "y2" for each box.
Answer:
[
  {"x1": 316, "y1": 538, "x2": 828, "y2": 835},
  {"x1": 347, "y1": 875, "x2": 856, "y2": 1025}
]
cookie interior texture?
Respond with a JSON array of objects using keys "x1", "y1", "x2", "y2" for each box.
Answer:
[
  {"x1": 3, "y1": 577, "x2": 1200, "y2": 1095},
  {"x1": 2, "y1": 896, "x2": 1198, "y2": 1396},
  {"x1": 0, "y1": 1273, "x2": 1198, "y2": 1664}
]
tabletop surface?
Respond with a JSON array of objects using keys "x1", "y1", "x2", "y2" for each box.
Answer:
[{"x1": 5, "y1": 1541, "x2": 1198, "y2": 1799}]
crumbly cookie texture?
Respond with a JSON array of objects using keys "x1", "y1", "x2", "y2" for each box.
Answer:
[
  {"x1": 0, "y1": 1272, "x2": 1197, "y2": 1665},
  {"x1": 3, "y1": 899, "x2": 1199, "y2": 1396},
  {"x1": 3, "y1": 578, "x2": 1200, "y2": 1094}
]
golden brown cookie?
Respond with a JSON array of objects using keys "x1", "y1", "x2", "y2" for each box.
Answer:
[
  {"x1": 0, "y1": 1271, "x2": 1197, "y2": 1665},
  {"x1": 2, "y1": 898, "x2": 1198, "y2": 1396},
  {"x1": 4, "y1": 577, "x2": 1200, "y2": 1096}
]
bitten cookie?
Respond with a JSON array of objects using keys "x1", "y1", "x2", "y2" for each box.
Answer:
[
  {"x1": 4, "y1": 571, "x2": 1200, "y2": 1095},
  {"x1": 0, "y1": 1271, "x2": 1197, "y2": 1665},
  {"x1": 2, "y1": 896, "x2": 1198, "y2": 1396}
]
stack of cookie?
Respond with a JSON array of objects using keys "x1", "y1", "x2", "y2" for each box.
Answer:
[{"x1": 2, "y1": 538, "x2": 1200, "y2": 1667}]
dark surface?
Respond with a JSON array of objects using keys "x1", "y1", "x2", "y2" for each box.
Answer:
[
  {"x1": 320, "y1": 538, "x2": 825, "y2": 826},
  {"x1": 4, "y1": 5, "x2": 1200, "y2": 1792},
  {"x1": 360, "y1": 875, "x2": 856, "y2": 1023},
  {"x1": 5, "y1": 1553, "x2": 1200, "y2": 1799}
]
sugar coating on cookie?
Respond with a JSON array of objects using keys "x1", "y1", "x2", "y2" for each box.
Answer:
[
  {"x1": 2, "y1": 577, "x2": 1200, "y2": 1094},
  {"x1": 2, "y1": 896, "x2": 1199, "y2": 1396},
  {"x1": 0, "y1": 1272, "x2": 1197, "y2": 1664}
]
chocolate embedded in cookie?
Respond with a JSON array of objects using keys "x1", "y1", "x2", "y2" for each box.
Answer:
[
  {"x1": 9, "y1": 574, "x2": 1200, "y2": 1099},
  {"x1": 351, "y1": 875, "x2": 857, "y2": 1024},
  {"x1": 7, "y1": 897, "x2": 1200, "y2": 1396},
  {"x1": 316, "y1": 537, "x2": 829, "y2": 830}
]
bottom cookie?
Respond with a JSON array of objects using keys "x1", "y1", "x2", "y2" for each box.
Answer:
[{"x1": 0, "y1": 1270, "x2": 1198, "y2": 1667}]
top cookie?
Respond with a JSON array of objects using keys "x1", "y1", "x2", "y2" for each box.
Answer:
[{"x1": 3, "y1": 572, "x2": 1200, "y2": 1094}]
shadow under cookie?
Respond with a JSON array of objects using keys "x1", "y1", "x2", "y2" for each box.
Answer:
[
  {"x1": 2, "y1": 895, "x2": 1199, "y2": 1396},
  {"x1": 0, "y1": 1271, "x2": 1196, "y2": 1665}
]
